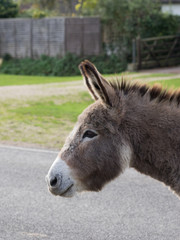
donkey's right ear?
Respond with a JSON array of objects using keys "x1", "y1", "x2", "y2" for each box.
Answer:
[
  {"x1": 79, "y1": 60, "x2": 99, "y2": 101},
  {"x1": 79, "y1": 60, "x2": 115, "y2": 107}
]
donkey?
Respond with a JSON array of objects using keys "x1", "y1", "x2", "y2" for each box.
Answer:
[{"x1": 46, "y1": 60, "x2": 180, "y2": 198}]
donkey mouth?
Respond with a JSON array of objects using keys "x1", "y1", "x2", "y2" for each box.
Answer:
[
  {"x1": 49, "y1": 183, "x2": 75, "y2": 198},
  {"x1": 60, "y1": 184, "x2": 74, "y2": 197}
]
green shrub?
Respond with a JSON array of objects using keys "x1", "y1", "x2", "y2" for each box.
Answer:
[
  {"x1": 76, "y1": 0, "x2": 180, "y2": 62},
  {"x1": 18, "y1": 8, "x2": 47, "y2": 18},
  {"x1": 135, "y1": 13, "x2": 180, "y2": 38},
  {"x1": 32, "y1": 9, "x2": 46, "y2": 18},
  {"x1": 0, "y1": 0, "x2": 19, "y2": 18},
  {"x1": 0, "y1": 53, "x2": 126, "y2": 76}
]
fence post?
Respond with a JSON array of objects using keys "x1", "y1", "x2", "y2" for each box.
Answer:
[{"x1": 136, "y1": 36, "x2": 141, "y2": 70}]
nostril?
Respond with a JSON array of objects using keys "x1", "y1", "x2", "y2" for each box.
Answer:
[{"x1": 50, "y1": 177, "x2": 58, "y2": 187}]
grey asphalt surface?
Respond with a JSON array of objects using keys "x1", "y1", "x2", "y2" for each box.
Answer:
[{"x1": 0, "y1": 145, "x2": 180, "y2": 240}]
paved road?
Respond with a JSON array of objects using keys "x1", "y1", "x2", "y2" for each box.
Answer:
[{"x1": 0, "y1": 145, "x2": 179, "y2": 240}]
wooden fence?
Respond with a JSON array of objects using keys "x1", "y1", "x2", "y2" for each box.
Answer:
[
  {"x1": 0, "y1": 17, "x2": 101, "y2": 59},
  {"x1": 132, "y1": 35, "x2": 180, "y2": 70}
]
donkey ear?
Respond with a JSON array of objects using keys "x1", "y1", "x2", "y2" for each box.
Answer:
[{"x1": 79, "y1": 60, "x2": 115, "y2": 107}]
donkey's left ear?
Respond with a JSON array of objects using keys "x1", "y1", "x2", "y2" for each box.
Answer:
[{"x1": 79, "y1": 60, "x2": 116, "y2": 107}]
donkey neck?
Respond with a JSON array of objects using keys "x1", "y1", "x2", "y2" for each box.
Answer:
[{"x1": 121, "y1": 91, "x2": 180, "y2": 195}]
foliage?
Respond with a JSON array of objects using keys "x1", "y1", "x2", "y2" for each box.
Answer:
[
  {"x1": 18, "y1": 0, "x2": 57, "y2": 10},
  {"x1": 0, "y1": 53, "x2": 126, "y2": 76},
  {"x1": 0, "y1": 0, "x2": 19, "y2": 18},
  {"x1": 59, "y1": 0, "x2": 75, "y2": 16},
  {"x1": 17, "y1": 0, "x2": 58, "y2": 17},
  {"x1": 77, "y1": 0, "x2": 180, "y2": 38},
  {"x1": 18, "y1": 0, "x2": 76, "y2": 16},
  {"x1": 31, "y1": 8, "x2": 47, "y2": 18},
  {"x1": 3, "y1": 53, "x2": 13, "y2": 61},
  {"x1": 75, "y1": 0, "x2": 180, "y2": 61},
  {"x1": 34, "y1": 0, "x2": 57, "y2": 10},
  {"x1": 75, "y1": 0, "x2": 98, "y2": 15},
  {"x1": 18, "y1": 7, "x2": 58, "y2": 18},
  {"x1": 140, "y1": 13, "x2": 180, "y2": 38}
]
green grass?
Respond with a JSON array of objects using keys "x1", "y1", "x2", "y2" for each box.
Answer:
[
  {"x1": 0, "y1": 72, "x2": 132, "y2": 86},
  {"x1": 0, "y1": 74, "x2": 82, "y2": 86},
  {"x1": 0, "y1": 72, "x2": 176, "y2": 87},
  {"x1": 13, "y1": 98, "x2": 92, "y2": 122},
  {"x1": 0, "y1": 73, "x2": 119, "y2": 86},
  {"x1": 0, "y1": 73, "x2": 180, "y2": 149},
  {"x1": 135, "y1": 73, "x2": 176, "y2": 79},
  {"x1": 0, "y1": 92, "x2": 93, "y2": 149},
  {"x1": 149, "y1": 78, "x2": 180, "y2": 89}
]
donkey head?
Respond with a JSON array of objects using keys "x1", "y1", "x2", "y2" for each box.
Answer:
[{"x1": 46, "y1": 60, "x2": 132, "y2": 197}]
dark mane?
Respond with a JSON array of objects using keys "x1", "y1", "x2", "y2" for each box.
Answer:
[{"x1": 109, "y1": 79, "x2": 180, "y2": 106}]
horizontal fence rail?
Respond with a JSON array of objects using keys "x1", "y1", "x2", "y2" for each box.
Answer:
[{"x1": 133, "y1": 35, "x2": 180, "y2": 70}]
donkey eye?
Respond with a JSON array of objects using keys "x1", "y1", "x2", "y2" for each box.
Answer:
[{"x1": 82, "y1": 130, "x2": 97, "y2": 139}]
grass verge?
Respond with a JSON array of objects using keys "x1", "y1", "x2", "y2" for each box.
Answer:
[
  {"x1": 0, "y1": 74, "x2": 82, "y2": 86},
  {"x1": 1, "y1": 72, "x2": 175, "y2": 87},
  {"x1": 0, "y1": 92, "x2": 92, "y2": 149},
  {"x1": 0, "y1": 73, "x2": 180, "y2": 149},
  {"x1": 134, "y1": 73, "x2": 176, "y2": 79},
  {"x1": 149, "y1": 78, "x2": 180, "y2": 89},
  {"x1": 0, "y1": 72, "x2": 131, "y2": 87}
]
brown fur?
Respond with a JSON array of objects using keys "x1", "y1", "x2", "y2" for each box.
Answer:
[{"x1": 59, "y1": 60, "x2": 180, "y2": 197}]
